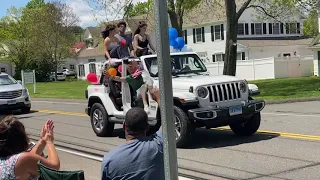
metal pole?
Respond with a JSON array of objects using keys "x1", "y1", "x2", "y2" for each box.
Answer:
[
  {"x1": 33, "y1": 70, "x2": 36, "y2": 94},
  {"x1": 153, "y1": 0, "x2": 179, "y2": 180},
  {"x1": 21, "y1": 70, "x2": 24, "y2": 86}
]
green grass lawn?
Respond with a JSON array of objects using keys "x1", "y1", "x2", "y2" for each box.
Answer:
[
  {"x1": 26, "y1": 81, "x2": 90, "y2": 99},
  {"x1": 250, "y1": 76, "x2": 320, "y2": 101},
  {"x1": 26, "y1": 76, "x2": 320, "y2": 101}
]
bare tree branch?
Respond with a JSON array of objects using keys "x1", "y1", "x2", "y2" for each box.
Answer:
[{"x1": 236, "y1": 0, "x2": 252, "y2": 20}]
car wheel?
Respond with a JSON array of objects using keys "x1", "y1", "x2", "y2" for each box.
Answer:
[
  {"x1": 90, "y1": 103, "x2": 114, "y2": 137},
  {"x1": 21, "y1": 106, "x2": 31, "y2": 113},
  {"x1": 174, "y1": 106, "x2": 194, "y2": 148},
  {"x1": 229, "y1": 112, "x2": 261, "y2": 136}
]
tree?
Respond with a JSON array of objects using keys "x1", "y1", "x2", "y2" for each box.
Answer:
[
  {"x1": 303, "y1": 9, "x2": 319, "y2": 37},
  {"x1": 84, "y1": 0, "x2": 201, "y2": 36},
  {"x1": 26, "y1": 0, "x2": 46, "y2": 9},
  {"x1": 33, "y1": 1, "x2": 79, "y2": 80},
  {"x1": 124, "y1": 0, "x2": 153, "y2": 17}
]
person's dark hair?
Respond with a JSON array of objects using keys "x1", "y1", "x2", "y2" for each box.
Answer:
[
  {"x1": 0, "y1": 116, "x2": 29, "y2": 157},
  {"x1": 101, "y1": 24, "x2": 117, "y2": 39},
  {"x1": 125, "y1": 107, "x2": 148, "y2": 135},
  {"x1": 117, "y1": 21, "x2": 127, "y2": 28},
  {"x1": 134, "y1": 21, "x2": 147, "y2": 35}
]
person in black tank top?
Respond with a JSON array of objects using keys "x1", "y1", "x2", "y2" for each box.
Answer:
[{"x1": 133, "y1": 22, "x2": 156, "y2": 57}]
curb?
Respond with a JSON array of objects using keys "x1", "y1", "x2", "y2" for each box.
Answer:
[{"x1": 265, "y1": 97, "x2": 320, "y2": 105}]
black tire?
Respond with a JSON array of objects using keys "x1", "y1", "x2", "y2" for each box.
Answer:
[
  {"x1": 148, "y1": 106, "x2": 194, "y2": 148},
  {"x1": 229, "y1": 112, "x2": 261, "y2": 136},
  {"x1": 21, "y1": 106, "x2": 31, "y2": 113},
  {"x1": 174, "y1": 106, "x2": 194, "y2": 148},
  {"x1": 90, "y1": 103, "x2": 114, "y2": 137}
]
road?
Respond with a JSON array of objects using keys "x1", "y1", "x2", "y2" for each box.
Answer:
[{"x1": 5, "y1": 100, "x2": 320, "y2": 180}]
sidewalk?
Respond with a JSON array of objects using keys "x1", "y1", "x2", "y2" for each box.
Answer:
[{"x1": 56, "y1": 148, "x2": 193, "y2": 180}]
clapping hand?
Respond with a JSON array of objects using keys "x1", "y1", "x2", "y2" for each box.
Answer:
[{"x1": 40, "y1": 120, "x2": 55, "y2": 144}]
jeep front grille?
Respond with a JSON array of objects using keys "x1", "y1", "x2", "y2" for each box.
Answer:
[
  {"x1": 206, "y1": 82, "x2": 241, "y2": 102},
  {"x1": 0, "y1": 90, "x2": 23, "y2": 99}
]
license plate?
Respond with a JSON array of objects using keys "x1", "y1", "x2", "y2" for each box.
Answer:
[
  {"x1": 229, "y1": 105, "x2": 242, "y2": 116},
  {"x1": 7, "y1": 100, "x2": 16, "y2": 105}
]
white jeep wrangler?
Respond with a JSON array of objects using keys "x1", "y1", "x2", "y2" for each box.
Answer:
[{"x1": 85, "y1": 52, "x2": 265, "y2": 148}]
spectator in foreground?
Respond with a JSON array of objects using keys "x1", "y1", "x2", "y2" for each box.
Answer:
[
  {"x1": 101, "y1": 88, "x2": 164, "y2": 180},
  {"x1": 0, "y1": 116, "x2": 60, "y2": 180}
]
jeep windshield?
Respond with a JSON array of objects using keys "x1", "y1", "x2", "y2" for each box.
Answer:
[
  {"x1": 0, "y1": 75, "x2": 17, "y2": 86},
  {"x1": 144, "y1": 54, "x2": 207, "y2": 77}
]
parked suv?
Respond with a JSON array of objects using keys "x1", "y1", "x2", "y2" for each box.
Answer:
[{"x1": 0, "y1": 73, "x2": 31, "y2": 113}]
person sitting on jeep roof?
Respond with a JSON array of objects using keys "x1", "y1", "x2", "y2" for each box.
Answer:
[{"x1": 105, "y1": 58, "x2": 151, "y2": 112}]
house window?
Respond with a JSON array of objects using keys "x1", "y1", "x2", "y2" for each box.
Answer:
[
  {"x1": 89, "y1": 63, "x2": 96, "y2": 74},
  {"x1": 88, "y1": 59, "x2": 96, "y2": 63},
  {"x1": 212, "y1": 54, "x2": 225, "y2": 62},
  {"x1": 272, "y1": 23, "x2": 280, "y2": 34},
  {"x1": 286, "y1": 23, "x2": 300, "y2": 34},
  {"x1": 0, "y1": 68, "x2": 6, "y2": 73},
  {"x1": 214, "y1": 25, "x2": 221, "y2": 40},
  {"x1": 237, "y1": 23, "x2": 250, "y2": 35},
  {"x1": 236, "y1": 52, "x2": 246, "y2": 60},
  {"x1": 69, "y1": 64, "x2": 75, "y2": 70},
  {"x1": 78, "y1": 64, "x2": 85, "y2": 76},
  {"x1": 195, "y1": 28, "x2": 202, "y2": 42},
  {"x1": 254, "y1": 23, "x2": 262, "y2": 35},
  {"x1": 237, "y1": 24, "x2": 244, "y2": 35}
]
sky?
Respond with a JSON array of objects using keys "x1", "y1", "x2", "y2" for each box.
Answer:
[{"x1": 0, "y1": 0, "x2": 145, "y2": 28}]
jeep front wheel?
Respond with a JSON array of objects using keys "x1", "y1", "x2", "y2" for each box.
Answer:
[
  {"x1": 174, "y1": 106, "x2": 194, "y2": 148},
  {"x1": 229, "y1": 112, "x2": 261, "y2": 136},
  {"x1": 90, "y1": 103, "x2": 114, "y2": 137}
]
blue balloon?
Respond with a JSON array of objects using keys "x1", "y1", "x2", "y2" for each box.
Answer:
[
  {"x1": 170, "y1": 39, "x2": 178, "y2": 48},
  {"x1": 175, "y1": 37, "x2": 185, "y2": 49},
  {"x1": 168, "y1": 28, "x2": 178, "y2": 40}
]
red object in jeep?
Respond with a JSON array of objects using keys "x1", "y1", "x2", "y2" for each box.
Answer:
[{"x1": 87, "y1": 73, "x2": 98, "y2": 83}]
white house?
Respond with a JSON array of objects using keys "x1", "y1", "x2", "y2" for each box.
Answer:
[{"x1": 180, "y1": 0, "x2": 314, "y2": 62}]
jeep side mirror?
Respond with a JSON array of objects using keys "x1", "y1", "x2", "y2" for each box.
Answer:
[{"x1": 248, "y1": 84, "x2": 260, "y2": 96}]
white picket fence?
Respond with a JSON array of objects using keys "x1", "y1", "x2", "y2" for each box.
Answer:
[{"x1": 204, "y1": 56, "x2": 315, "y2": 80}]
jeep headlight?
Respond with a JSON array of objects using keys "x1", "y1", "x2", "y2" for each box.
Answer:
[
  {"x1": 239, "y1": 81, "x2": 247, "y2": 93},
  {"x1": 197, "y1": 87, "x2": 208, "y2": 98}
]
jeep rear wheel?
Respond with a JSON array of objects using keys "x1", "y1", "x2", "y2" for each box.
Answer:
[
  {"x1": 229, "y1": 112, "x2": 261, "y2": 136},
  {"x1": 90, "y1": 103, "x2": 114, "y2": 137}
]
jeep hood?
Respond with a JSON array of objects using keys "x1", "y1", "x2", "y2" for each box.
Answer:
[
  {"x1": 153, "y1": 74, "x2": 243, "y2": 90},
  {"x1": 0, "y1": 83, "x2": 24, "y2": 92}
]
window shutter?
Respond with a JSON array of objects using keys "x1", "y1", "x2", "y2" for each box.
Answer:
[
  {"x1": 222, "y1": 54, "x2": 225, "y2": 61},
  {"x1": 245, "y1": 23, "x2": 249, "y2": 35},
  {"x1": 184, "y1": 30, "x2": 188, "y2": 44},
  {"x1": 241, "y1": 52, "x2": 245, "y2": 60},
  {"x1": 280, "y1": 23, "x2": 284, "y2": 34},
  {"x1": 297, "y1": 23, "x2": 301, "y2": 34},
  {"x1": 251, "y1": 23, "x2": 255, "y2": 35},
  {"x1": 202, "y1": 27, "x2": 205, "y2": 42},
  {"x1": 211, "y1": 26, "x2": 214, "y2": 41},
  {"x1": 193, "y1": 28, "x2": 196, "y2": 43},
  {"x1": 221, "y1": 24, "x2": 224, "y2": 40},
  {"x1": 263, "y1": 23, "x2": 267, "y2": 34},
  {"x1": 212, "y1": 54, "x2": 216, "y2": 62},
  {"x1": 286, "y1": 23, "x2": 289, "y2": 34},
  {"x1": 269, "y1": 23, "x2": 273, "y2": 34}
]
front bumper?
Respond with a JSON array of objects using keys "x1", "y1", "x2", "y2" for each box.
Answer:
[
  {"x1": 188, "y1": 99, "x2": 265, "y2": 128},
  {"x1": 0, "y1": 96, "x2": 31, "y2": 111}
]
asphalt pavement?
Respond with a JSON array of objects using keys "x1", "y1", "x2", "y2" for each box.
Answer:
[{"x1": 5, "y1": 99, "x2": 320, "y2": 180}]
